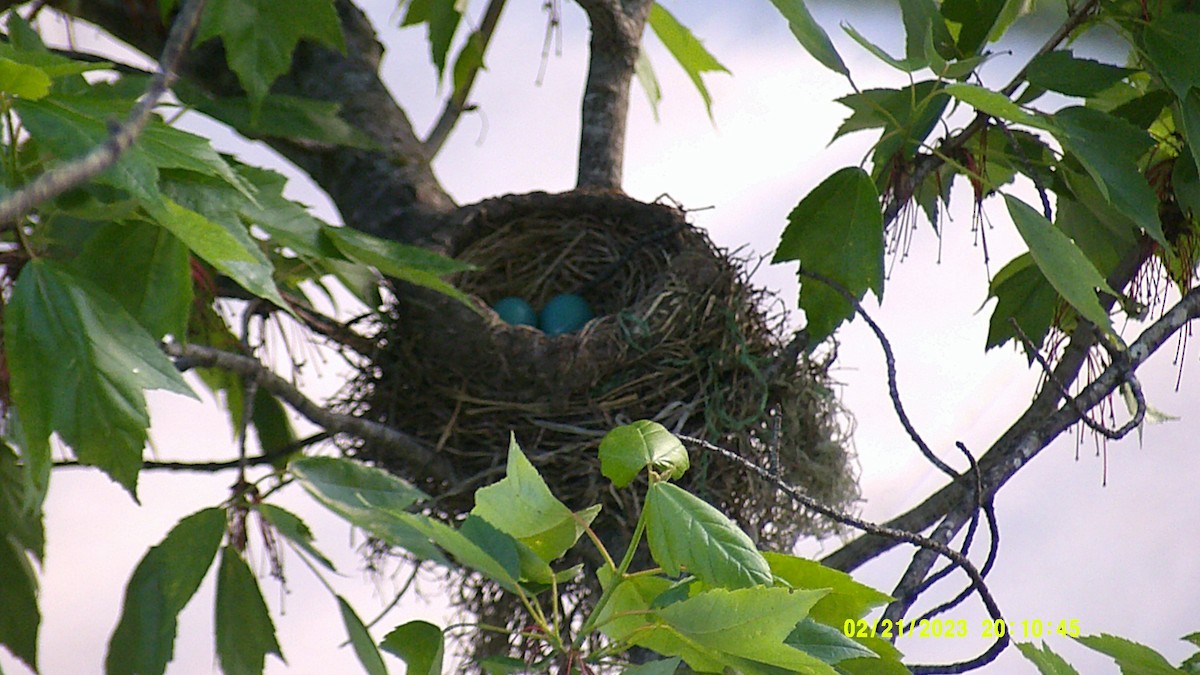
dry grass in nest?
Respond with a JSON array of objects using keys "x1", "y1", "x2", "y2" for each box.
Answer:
[{"x1": 337, "y1": 191, "x2": 857, "y2": 663}]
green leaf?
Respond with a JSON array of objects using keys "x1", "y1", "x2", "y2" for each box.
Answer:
[
  {"x1": 763, "y1": 553, "x2": 891, "y2": 626},
  {"x1": 985, "y1": 252, "x2": 1059, "y2": 352},
  {"x1": 1052, "y1": 106, "x2": 1164, "y2": 246},
  {"x1": 106, "y1": 508, "x2": 226, "y2": 675},
  {"x1": 1025, "y1": 51, "x2": 1134, "y2": 97},
  {"x1": 1143, "y1": 15, "x2": 1200, "y2": 99},
  {"x1": 632, "y1": 587, "x2": 833, "y2": 674},
  {"x1": 0, "y1": 57, "x2": 50, "y2": 99},
  {"x1": 402, "y1": 0, "x2": 462, "y2": 81},
  {"x1": 231, "y1": 164, "x2": 341, "y2": 259},
  {"x1": 900, "y1": 0, "x2": 955, "y2": 62},
  {"x1": 622, "y1": 657, "x2": 683, "y2": 675},
  {"x1": 291, "y1": 456, "x2": 428, "y2": 518},
  {"x1": 6, "y1": 261, "x2": 195, "y2": 494},
  {"x1": 1074, "y1": 634, "x2": 1178, "y2": 674},
  {"x1": 773, "y1": 167, "x2": 884, "y2": 345},
  {"x1": 644, "y1": 482, "x2": 772, "y2": 589},
  {"x1": 0, "y1": 443, "x2": 45, "y2": 561},
  {"x1": 196, "y1": 0, "x2": 344, "y2": 110},
  {"x1": 15, "y1": 97, "x2": 160, "y2": 204},
  {"x1": 647, "y1": 3, "x2": 730, "y2": 120},
  {"x1": 598, "y1": 420, "x2": 689, "y2": 488},
  {"x1": 635, "y1": 50, "x2": 663, "y2": 121},
  {"x1": 767, "y1": 0, "x2": 848, "y2": 76},
  {"x1": 181, "y1": 89, "x2": 376, "y2": 149},
  {"x1": 256, "y1": 504, "x2": 336, "y2": 572},
  {"x1": 324, "y1": 226, "x2": 474, "y2": 304},
  {"x1": 477, "y1": 656, "x2": 528, "y2": 674},
  {"x1": 147, "y1": 191, "x2": 286, "y2": 308},
  {"x1": 336, "y1": 596, "x2": 388, "y2": 675},
  {"x1": 215, "y1": 546, "x2": 283, "y2": 675},
  {"x1": 70, "y1": 220, "x2": 192, "y2": 341},
  {"x1": 941, "y1": 0, "x2": 1005, "y2": 55},
  {"x1": 451, "y1": 30, "x2": 487, "y2": 100},
  {"x1": 0, "y1": 537, "x2": 39, "y2": 672},
  {"x1": 842, "y1": 23, "x2": 926, "y2": 72},
  {"x1": 785, "y1": 618, "x2": 877, "y2": 665},
  {"x1": 380, "y1": 620, "x2": 444, "y2": 675},
  {"x1": 1004, "y1": 196, "x2": 1116, "y2": 338},
  {"x1": 1016, "y1": 641, "x2": 1080, "y2": 675},
  {"x1": 943, "y1": 83, "x2": 1055, "y2": 130},
  {"x1": 471, "y1": 435, "x2": 598, "y2": 563},
  {"x1": 1176, "y1": 89, "x2": 1200, "y2": 181},
  {"x1": 594, "y1": 568, "x2": 675, "y2": 643},
  {"x1": 407, "y1": 514, "x2": 522, "y2": 592}
]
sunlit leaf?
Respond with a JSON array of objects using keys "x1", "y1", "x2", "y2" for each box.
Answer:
[
  {"x1": 764, "y1": 552, "x2": 891, "y2": 626},
  {"x1": 0, "y1": 57, "x2": 50, "y2": 99},
  {"x1": 943, "y1": 83, "x2": 1055, "y2": 130},
  {"x1": 598, "y1": 420, "x2": 689, "y2": 488},
  {"x1": 1074, "y1": 634, "x2": 1177, "y2": 674},
  {"x1": 471, "y1": 436, "x2": 597, "y2": 563},
  {"x1": 644, "y1": 482, "x2": 772, "y2": 589},
  {"x1": 635, "y1": 49, "x2": 663, "y2": 121},
  {"x1": 1016, "y1": 641, "x2": 1079, "y2": 675}
]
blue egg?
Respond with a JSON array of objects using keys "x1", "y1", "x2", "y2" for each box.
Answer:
[
  {"x1": 492, "y1": 296, "x2": 537, "y2": 326},
  {"x1": 539, "y1": 293, "x2": 594, "y2": 335}
]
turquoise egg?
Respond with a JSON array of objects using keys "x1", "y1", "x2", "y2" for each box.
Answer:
[
  {"x1": 539, "y1": 293, "x2": 594, "y2": 335},
  {"x1": 492, "y1": 296, "x2": 537, "y2": 326}
]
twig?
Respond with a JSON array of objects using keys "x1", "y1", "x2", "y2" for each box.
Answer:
[
  {"x1": 424, "y1": 0, "x2": 507, "y2": 156},
  {"x1": 1011, "y1": 318, "x2": 1147, "y2": 440},
  {"x1": 0, "y1": 0, "x2": 207, "y2": 225},
  {"x1": 162, "y1": 342, "x2": 457, "y2": 485},
  {"x1": 678, "y1": 434, "x2": 1008, "y2": 674},
  {"x1": 53, "y1": 432, "x2": 332, "y2": 472},
  {"x1": 797, "y1": 268, "x2": 958, "y2": 478}
]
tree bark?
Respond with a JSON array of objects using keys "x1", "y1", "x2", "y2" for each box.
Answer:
[{"x1": 575, "y1": 0, "x2": 653, "y2": 191}]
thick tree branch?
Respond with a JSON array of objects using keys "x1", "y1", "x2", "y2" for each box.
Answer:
[
  {"x1": 163, "y1": 342, "x2": 458, "y2": 486},
  {"x1": 0, "y1": 0, "x2": 205, "y2": 225},
  {"x1": 37, "y1": 0, "x2": 456, "y2": 244},
  {"x1": 575, "y1": 0, "x2": 653, "y2": 190}
]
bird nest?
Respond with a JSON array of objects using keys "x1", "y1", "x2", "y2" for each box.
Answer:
[{"x1": 339, "y1": 190, "x2": 856, "y2": 658}]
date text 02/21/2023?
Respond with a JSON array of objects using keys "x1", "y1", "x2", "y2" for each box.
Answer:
[{"x1": 842, "y1": 618, "x2": 1082, "y2": 639}]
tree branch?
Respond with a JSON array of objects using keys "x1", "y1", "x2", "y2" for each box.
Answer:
[
  {"x1": 575, "y1": 0, "x2": 653, "y2": 190},
  {"x1": 163, "y1": 342, "x2": 458, "y2": 486},
  {"x1": 0, "y1": 0, "x2": 206, "y2": 225},
  {"x1": 424, "y1": 0, "x2": 507, "y2": 157},
  {"x1": 39, "y1": 0, "x2": 456, "y2": 244}
]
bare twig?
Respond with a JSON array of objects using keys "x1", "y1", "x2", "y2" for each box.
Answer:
[
  {"x1": 798, "y1": 268, "x2": 958, "y2": 478},
  {"x1": 678, "y1": 434, "x2": 1008, "y2": 675},
  {"x1": 53, "y1": 432, "x2": 332, "y2": 472},
  {"x1": 0, "y1": 0, "x2": 206, "y2": 225},
  {"x1": 424, "y1": 0, "x2": 507, "y2": 156},
  {"x1": 162, "y1": 342, "x2": 457, "y2": 485}
]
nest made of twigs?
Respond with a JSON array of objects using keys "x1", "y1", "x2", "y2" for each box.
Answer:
[{"x1": 339, "y1": 190, "x2": 856, "y2": 663}]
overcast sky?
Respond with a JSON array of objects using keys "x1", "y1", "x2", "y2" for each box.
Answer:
[{"x1": 3, "y1": 2, "x2": 1198, "y2": 674}]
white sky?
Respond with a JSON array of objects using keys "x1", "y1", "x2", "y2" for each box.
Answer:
[{"x1": 3, "y1": 2, "x2": 1199, "y2": 674}]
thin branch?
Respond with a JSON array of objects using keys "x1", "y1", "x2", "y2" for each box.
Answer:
[
  {"x1": 423, "y1": 0, "x2": 507, "y2": 156},
  {"x1": 53, "y1": 432, "x2": 332, "y2": 472},
  {"x1": 0, "y1": 0, "x2": 206, "y2": 225},
  {"x1": 822, "y1": 238, "x2": 1153, "y2": 573},
  {"x1": 798, "y1": 268, "x2": 958, "y2": 478},
  {"x1": 163, "y1": 342, "x2": 457, "y2": 485},
  {"x1": 679, "y1": 434, "x2": 1008, "y2": 675}
]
